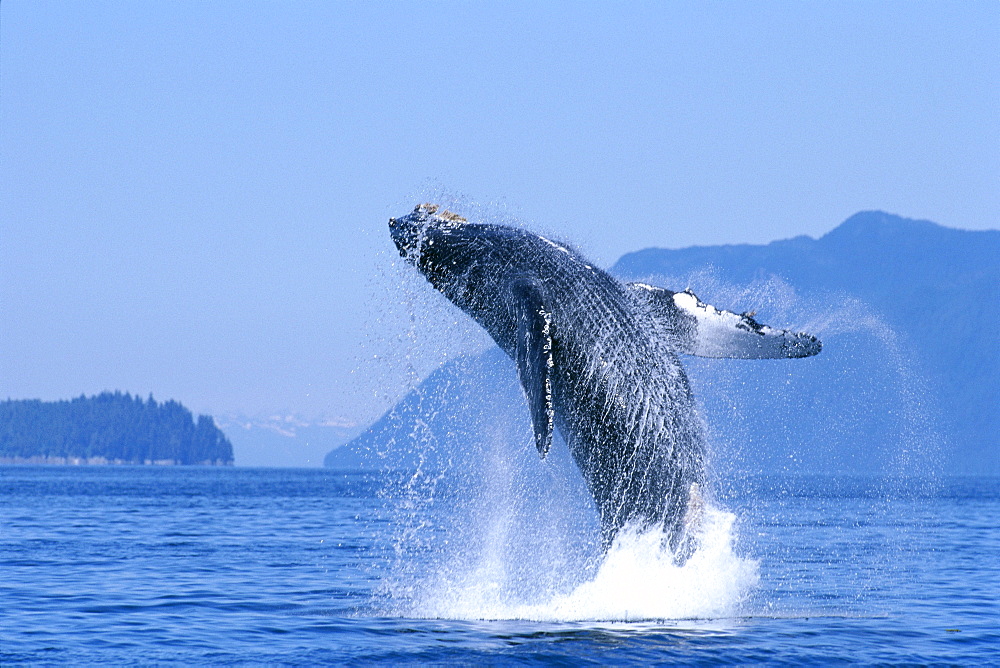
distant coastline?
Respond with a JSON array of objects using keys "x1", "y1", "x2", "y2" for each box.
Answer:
[
  {"x1": 0, "y1": 456, "x2": 230, "y2": 466},
  {"x1": 0, "y1": 392, "x2": 234, "y2": 466}
]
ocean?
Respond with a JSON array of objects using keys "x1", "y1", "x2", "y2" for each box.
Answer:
[{"x1": 2, "y1": 465, "x2": 998, "y2": 664}]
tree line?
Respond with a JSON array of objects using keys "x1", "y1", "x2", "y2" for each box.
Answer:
[{"x1": 0, "y1": 392, "x2": 234, "y2": 465}]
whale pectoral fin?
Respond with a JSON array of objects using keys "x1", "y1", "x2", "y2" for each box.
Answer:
[
  {"x1": 512, "y1": 282, "x2": 555, "y2": 458},
  {"x1": 628, "y1": 282, "x2": 821, "y2": 359}
]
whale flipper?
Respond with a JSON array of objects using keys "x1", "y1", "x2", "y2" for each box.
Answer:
[
  {"x1": 512, "y1": 282, "x2": 556, "y2": 458},
  {"x1": 629, "y1": 282, "x2": 821, "y2": 359}
]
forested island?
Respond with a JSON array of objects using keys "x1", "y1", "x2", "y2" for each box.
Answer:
[{"x1": 0, "y1": 392, "x2": 234, "y2": 465}]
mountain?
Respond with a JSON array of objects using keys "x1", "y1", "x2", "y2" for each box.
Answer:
[
  {"x1": 328, "y1": 212, "x2": 998, "y2": 476},
  {"x1": 324, "y1": 349, "x2": 525, "y2": 471},
  {"x1": 614, "y1": 211, "x2": 998, "y2": 474},
  {"x1": 215, "y1": 414, "x2": 360, "y2": 468},
  {"x1": 323, "y1": 347, "x2": 597, "y2": 527}
]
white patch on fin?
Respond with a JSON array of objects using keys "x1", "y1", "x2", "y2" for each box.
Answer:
[
  {"x1": 627, "y1": 282, "x2": 821, "y2": 359},
  {"x1": 671, "y1": 289, "x2": 821, "y2": 359}
]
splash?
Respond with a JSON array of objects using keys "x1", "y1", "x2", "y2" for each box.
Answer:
[
  {"x1": 413, "y1": 508, "x2": 759, "y2": 621},
  {"x1": 366, "y1": 342, "x2": 759, "y2": 622},
  {"x1": 369, "y1": 363, "x2": 760, "y2": 623},
  {"x1": 384, "y1": 443, "x2": 759, "y2": 622}
]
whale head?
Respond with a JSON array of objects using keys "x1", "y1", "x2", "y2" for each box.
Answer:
[
  {"x1": 388, "y1": 203, "x2": 467, "y2": 257},
  {"x1": 389, "y1": 203, "x2": 493, "y2": 300}
]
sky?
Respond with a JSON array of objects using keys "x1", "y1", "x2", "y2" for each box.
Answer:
[{"x1": 2, "y1": 1, "x2": 998, "y2": 426}]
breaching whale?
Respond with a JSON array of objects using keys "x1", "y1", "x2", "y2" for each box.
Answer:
[{"x1": 389, "y1": 204, "x2": 820, "y2": 553}]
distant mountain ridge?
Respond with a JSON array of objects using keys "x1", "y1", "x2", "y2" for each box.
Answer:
[
  {"x1": 215, "y1": 414, "x2": 360, "y2": 468},
  {"x1": 614, "y1": 211, "x2": 998, "y2": 471},
  {"x1": 328, "y1": 212, "x2": 998, "y2": 475},
  {"x1": 618, "y1": 211, "x2": 998, "y2": 306}
]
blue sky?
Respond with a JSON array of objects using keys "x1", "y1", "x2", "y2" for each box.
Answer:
[{"x1": 2, "y1": 1, "x2": 997, "y2": 423}]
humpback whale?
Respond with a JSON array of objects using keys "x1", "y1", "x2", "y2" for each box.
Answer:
[{"x1": 389, "y1": 204, "x2": 820, "y2": 553}]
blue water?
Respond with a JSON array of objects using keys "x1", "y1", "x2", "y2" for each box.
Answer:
[{"x1": 2, "y1": 466, "x2": 998, "y2": 664}]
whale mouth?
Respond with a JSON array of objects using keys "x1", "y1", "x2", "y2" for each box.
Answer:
[{"x1": 388, "y1": 210, "x2": 423, "y2": 259}]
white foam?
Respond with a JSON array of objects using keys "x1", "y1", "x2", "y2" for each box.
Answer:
[{"x1": 408, "y1": 504, "x2": 758, "y2": 622}]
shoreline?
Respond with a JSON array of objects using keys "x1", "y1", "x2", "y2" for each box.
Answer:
[{"x1": 0, "y1": 456, "x2": 233, "y2": 466}]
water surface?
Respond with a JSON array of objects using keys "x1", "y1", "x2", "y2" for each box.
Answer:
[{"x1": 2, "y1": 466, "x2": 997, "y2": 664}]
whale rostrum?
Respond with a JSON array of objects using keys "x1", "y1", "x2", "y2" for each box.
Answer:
[{"x1": 389, "y1": 204, "x2": 821, "y2": 553}]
